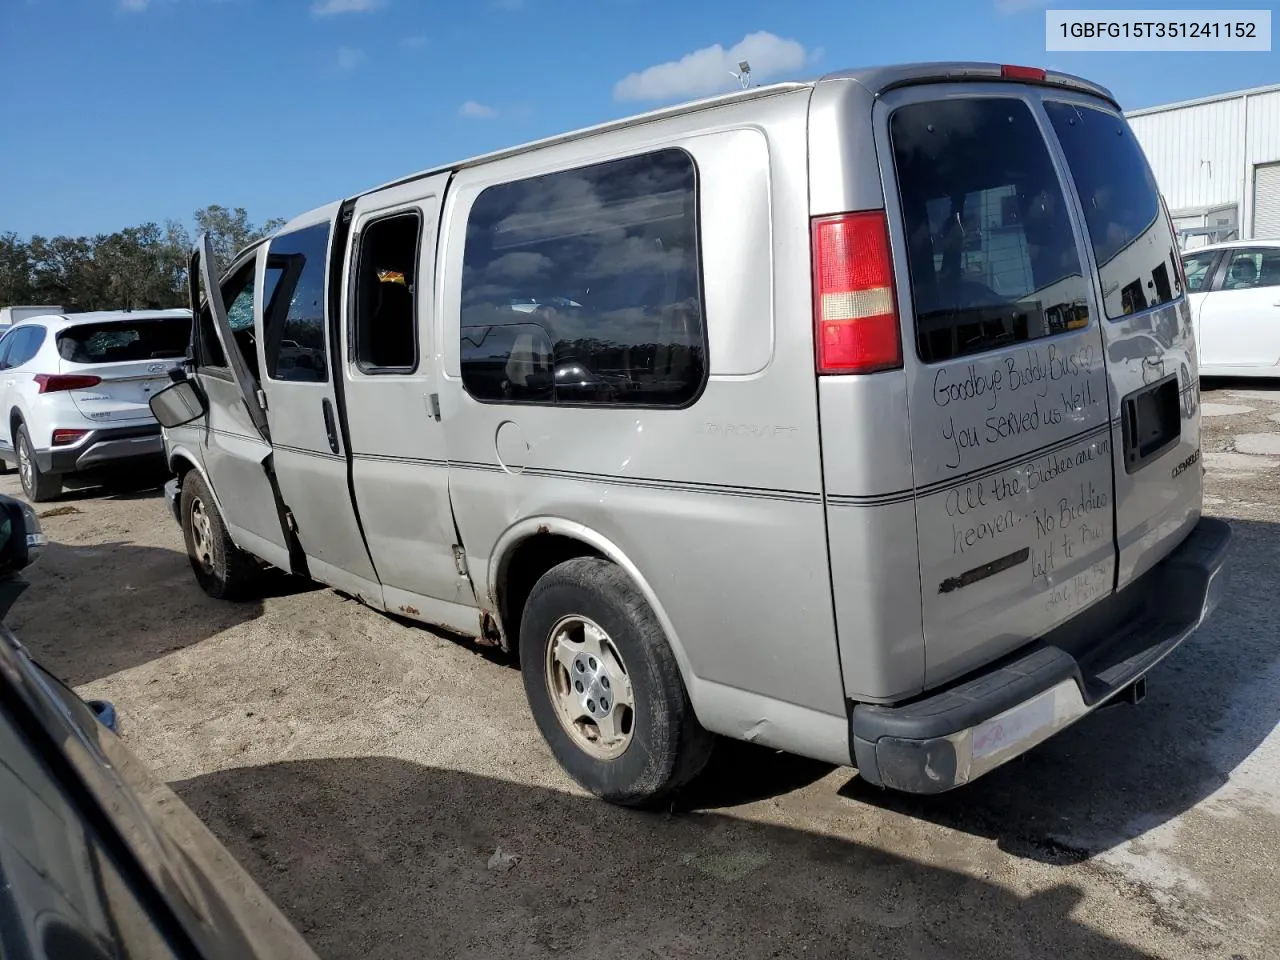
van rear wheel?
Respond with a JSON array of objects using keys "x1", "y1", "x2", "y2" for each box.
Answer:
[
  {"x1": 519, "y1": 557, "x2": 714, "y2": 806},
  {"x1": 180, "y1": 472, "x2": 262, "y2": 601}
]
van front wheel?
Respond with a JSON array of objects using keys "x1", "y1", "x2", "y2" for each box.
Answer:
[
  {"x1": 180, "y1": 473, "x2": 262, "y2": 601},
  {"x1": 519, "y1": 557, "x2": 714, "y2": 806}
]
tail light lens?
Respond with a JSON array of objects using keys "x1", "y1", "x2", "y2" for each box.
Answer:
[
  {"x1": 811, "y1": 211, "x2": 902, "y2": 374},
  {"x1": 52, "y1": 429, "x2": 88, "y2": 446},
  {"x1": 34, "y1": 374, "x2": 101, "y2": 394}
]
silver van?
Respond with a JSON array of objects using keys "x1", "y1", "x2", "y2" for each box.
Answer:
[{"x1": 153, "y1": 62, "x2": 1230, "y2": 805}]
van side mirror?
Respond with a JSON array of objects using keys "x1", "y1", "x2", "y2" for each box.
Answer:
[
  {"x1": 149, "y1": 379, "x2": 206, "y2": 429},
  {"x1": 0, "y1": 495, "x2": 45, "y2": 581}
]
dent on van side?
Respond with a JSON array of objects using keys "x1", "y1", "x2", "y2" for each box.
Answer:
[{"x1": 153, "y1": 61, "x2": 1229, "y2": 806}]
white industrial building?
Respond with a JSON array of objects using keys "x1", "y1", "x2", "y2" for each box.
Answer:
[{"x1": 1127, "y1": 83, "x2": 1280, "y2": 248}]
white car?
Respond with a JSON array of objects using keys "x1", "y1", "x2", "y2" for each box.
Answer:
[
  {"x1": 1182, "y1": 239, "x2": 1280, "y2": 377},
  {"x1": 0, "y1": 309, "x2": 192, "y2": 501}
]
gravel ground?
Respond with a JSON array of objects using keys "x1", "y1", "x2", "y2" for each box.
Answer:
[{"x1": 5, "y1": 381, "x2": 1279, "y2": 960}]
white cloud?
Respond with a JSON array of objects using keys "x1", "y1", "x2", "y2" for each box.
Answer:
[
  {"x1": 459, "y1": 100, "x2": 498, "y2": 119},
  {"x1": 119, "y1": 0, "x2": 151, "y2": 10},
  {"x1": 401, "y1": 34, "x2": 429, "y2": 49},
  {"x1": 613, "y1": 31, "x2": 809, "y2": 103},
  {"x1": 995, "y1": 0, "x2": 1050, "y2": 12},
  {"x1": 336, "y1": 47, "x2": 367, "y2": 71},
  {"x1": 312, "y1": 0, "x2": 386, "y2": 16}
]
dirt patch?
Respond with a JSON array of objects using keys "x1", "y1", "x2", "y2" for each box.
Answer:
[{"x1": 38, "y1": 504, "x2": 82, "y2": 518}]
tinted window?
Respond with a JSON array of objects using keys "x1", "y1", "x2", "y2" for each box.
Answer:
[
  {"x1": 890, "y1": 99, "x2": 1090, "y2": 365},
  {"x1": 460, "y1": 149, "x2": 705, "y2": 406},
  {"x1": 56, "y1": 318, "x2": 189, "y2": 364},
  {"x1": 263, "y1": 224, "x2": 331, "y2": 382},
  {"x1": 1182, "y1": 250, "x2": 1219, "y2": 292},
  {"x1": 4, "y1": 326, "x2": 45, "y2": 368},
  {"x1": 1222, "y1": 248, "x2": 1280, "y2": 290},
  {"x1": 1045, "y1": 101, "x2": 1181, "y2": 319},
  {"x1": 353, "y1": 214, "x2": 420, "y2": 373}
]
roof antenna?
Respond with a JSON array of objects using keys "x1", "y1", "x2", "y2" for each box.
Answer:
[{"x1": 729, "y1": 60, "x2": 751, "y2": 90}]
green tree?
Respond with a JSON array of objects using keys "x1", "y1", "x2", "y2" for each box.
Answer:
[
  {"x1": 193, "y1": 205, "x2": 285, "y2": 274},
  {"x1": 0, "y1": 233, "x2": 35, "y2": 305},
  {"x1": 27, "y1": 235, "x2": 98, "y2": 310},
  {"x1": 2, "y1": 204, "x2": 282, "y2": 313},
  {"x1": 93, "y1": 224, "x2": 188, "y2": 310}
]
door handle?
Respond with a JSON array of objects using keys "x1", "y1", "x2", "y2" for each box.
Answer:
[{"x1": 321, "y1": 398, "x2": 340, "y2": 455}]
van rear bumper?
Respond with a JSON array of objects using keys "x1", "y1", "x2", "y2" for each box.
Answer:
[{"x1": 850, "y1": 516, "x2": 1232, "y2": 794}]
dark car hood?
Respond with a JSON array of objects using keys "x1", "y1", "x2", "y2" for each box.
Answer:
[{"x1": 0, "y1": 618, "x2": 318, "y2": 960}]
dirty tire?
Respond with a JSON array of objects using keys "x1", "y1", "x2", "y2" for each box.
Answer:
[
  {"x1": 179, "y1": 471, "x2": 262, "y2": 602},
  {"x1": 16, "y1": 424, "x2": 61, "y2": 502},
  {"x1": 520, "y1": 557, "x2": 714, "y2": 807}
]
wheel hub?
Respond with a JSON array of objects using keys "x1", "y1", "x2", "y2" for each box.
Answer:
[
  {"x1": 189, "y1": 497, "x2": 214, "y2": 571},
  {"x1": 545, "y1": 615, "x2": 635, "y2": 760},
  {"x1": 571, "y1": 652, "x2": 615, "y2": 719}
]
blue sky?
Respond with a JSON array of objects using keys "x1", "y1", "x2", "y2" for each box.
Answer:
[{"x1": 1, "y1": 0, "x2": 1276, "y2": 237}]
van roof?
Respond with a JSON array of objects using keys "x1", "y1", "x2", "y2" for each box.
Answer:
[{"x1": 273, "y1": 61, "x2": 1116, "y2": 242}]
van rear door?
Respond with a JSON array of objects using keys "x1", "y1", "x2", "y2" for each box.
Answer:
[
  {"x1": 1041, "y1": 96, "x2": 1200, "y2": 589},
  {"x1": 879, "y1": 87, "x2": 1118, "y2": 688}
]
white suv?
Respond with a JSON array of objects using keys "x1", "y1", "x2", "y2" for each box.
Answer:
[
  {"x1": 1181, "y1": 239, "x2": 1280, "y2": 377},
  {"x1": 0, "y1": 309, "x2": 192, "y2": 501}
]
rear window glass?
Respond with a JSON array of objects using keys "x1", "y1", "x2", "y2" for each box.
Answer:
[
  {"x1": 1045, "y1": 101, "x2": 1182, "y2": 319},
  {"x1": 890, "y1": 98, "x2": 1091, "y2": 365},
  {"x1": 57, "y1": 318, "x2": 191, "y2": 364}
]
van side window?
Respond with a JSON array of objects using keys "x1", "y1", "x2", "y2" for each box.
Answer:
[
  {"x1": 1045, "y1": 101, "x2": 1181, "y2": 320},
  {"x1": 353, "y1": 213, "x2": 420, "y2": 373},
  {"x1": 459, "y1": 148, "x2": 705, "y2": 406},
  {"x1": 197, "y1": 260, "x2": 259, "y2": 377},
  {"x1": 263, "y1": 223, "x2": 331, "y2": 382},
  {"x1": 890, "y1": 98, "x2": 1090, "y2": 365}
]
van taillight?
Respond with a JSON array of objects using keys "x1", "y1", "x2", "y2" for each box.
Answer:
[
  {"x1": 811, "y1": 211, "x2": 902, "y2": 375},
  {"x1": 34, "y1": 374, "x2": 101, "y2": 394},
  {"x1": 1001, "y1": 64, "x2": 1046, "y2": 82}
]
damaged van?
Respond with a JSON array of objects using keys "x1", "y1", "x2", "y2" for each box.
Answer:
[{"x1": 153, "y1": 62, "x2": 1230, "y2": 805}]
